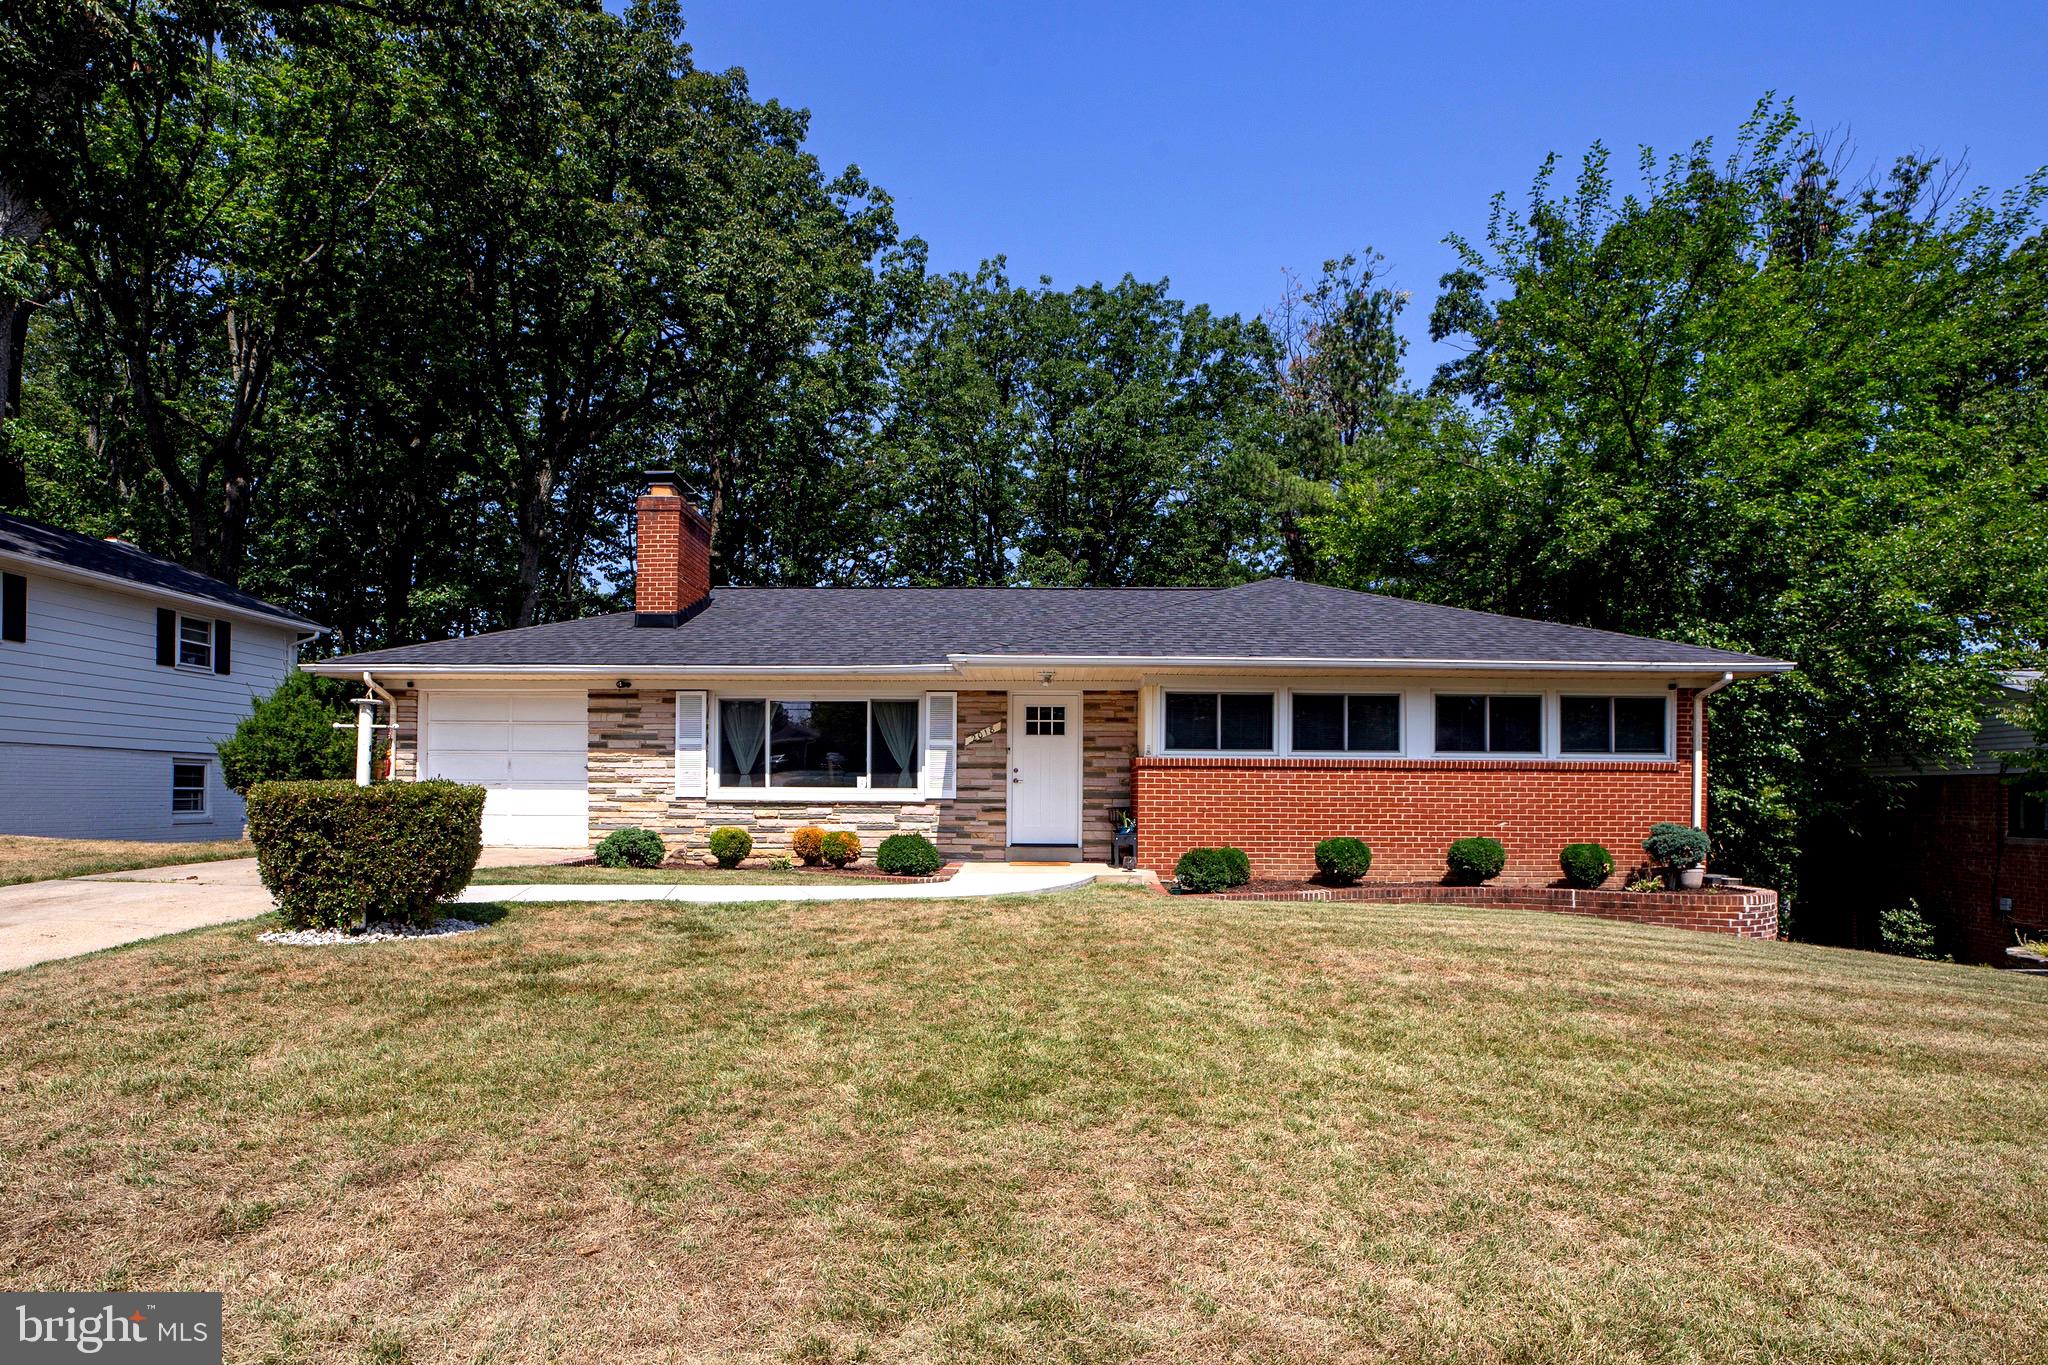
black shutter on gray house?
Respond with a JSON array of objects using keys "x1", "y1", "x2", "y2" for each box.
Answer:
[
  {"x1": 214, "y1": 619, "x2": 231, "y2": 674},
  {"x1": 155, "y1": 607, "x2": 176, "y2": 666},
  {"x1": 0, "y1": 572, "x2": 23, "y2": 643}
]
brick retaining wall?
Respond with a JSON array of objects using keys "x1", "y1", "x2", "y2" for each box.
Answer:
[{"x1": 1205, "y1": 880, "x2": 1779, "y2": 939}]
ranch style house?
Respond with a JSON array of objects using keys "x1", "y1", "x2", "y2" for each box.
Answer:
[{"x1": 304, "y1": 474, "x2": 1792, "y2": 884}]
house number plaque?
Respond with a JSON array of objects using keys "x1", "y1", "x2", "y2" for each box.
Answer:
[{"x1": 962, "y1": 720, "x2": 1005, "y2": 746}]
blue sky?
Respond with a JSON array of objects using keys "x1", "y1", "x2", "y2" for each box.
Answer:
[{"x1": 675, "y1": 1, "x2": 2047, "y2": 379}]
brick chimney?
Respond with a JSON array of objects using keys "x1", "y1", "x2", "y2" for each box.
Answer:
[{"x1": 633, "y1": 470, "x2": 712, "y2": 627}]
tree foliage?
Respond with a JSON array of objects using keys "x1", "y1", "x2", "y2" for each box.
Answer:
[{"x1": 1309, "y1": 98, "x2": 2048, "y2": 918}]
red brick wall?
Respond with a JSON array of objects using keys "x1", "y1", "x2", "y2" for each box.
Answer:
[
  {"x1": 634, "y1": 490, "x2": 712, "y2": 616},
  {"x1": 1887, "y1": 774, "x2": 2048, "y2": 964},
  {"x1": 1134, "y1": 690, "x2": 1700, "y2": 884},
  {"x1": 1208, "y1": 882, "x2": 1779, "y2": 940}
]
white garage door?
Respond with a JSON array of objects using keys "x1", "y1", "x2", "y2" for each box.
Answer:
[{"x1": 422, "y1": 691, "x2": 588, "y2": 846}]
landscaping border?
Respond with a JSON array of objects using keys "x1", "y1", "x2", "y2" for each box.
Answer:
[{"x1": 1201, "y1": 880, "x2": 1779, "y2": 939}]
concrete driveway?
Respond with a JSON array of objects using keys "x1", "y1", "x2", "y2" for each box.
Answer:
[{"x1": 0, "y1": 847, "x2": 582, "y2": 974}]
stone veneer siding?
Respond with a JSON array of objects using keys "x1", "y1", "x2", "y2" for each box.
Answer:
[{"x1": 384, "y1": 684, "x2": 1122, "y2": 865}]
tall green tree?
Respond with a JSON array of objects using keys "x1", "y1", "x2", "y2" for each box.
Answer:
[
  {"x1": 1312, "y1": 99, "x2": 2048, "y2": 925},
  {"x1": 876, "y1": 263, "x2": 1283, "y2": 586}
]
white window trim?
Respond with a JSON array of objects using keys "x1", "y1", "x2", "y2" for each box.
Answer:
[
  {"x1": 706, "y1": 692, "x2": 928, "y2": 803},
  {"x1": 1556, "y1": 692, "x2": 1675, "y2": 761},
  {"x1": 1287, "y1": 690, "x2": 1405, "y2": 756},
  {"x1": 175, "y1": 613, "x2": 214, "y2": 672},
  {"x1": 1158, "y1": 689, "x2": 1281, "y2": 757},
  {"x1": 171, "y1": 756, "x2": 213, "y2": 822}
]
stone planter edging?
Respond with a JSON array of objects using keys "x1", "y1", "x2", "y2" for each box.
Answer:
[{"x1": 1197, "y1": 881, "x2": 1780, "y2": 940}]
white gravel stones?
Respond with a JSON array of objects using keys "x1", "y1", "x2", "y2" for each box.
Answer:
[{"x1": 258, "y1": 917, "x2": 486, "y2": 946}]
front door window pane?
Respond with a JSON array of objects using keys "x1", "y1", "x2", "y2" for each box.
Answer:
[
  {"x1": 771, "y1": 700, "x2": 866, "y2": 787},
  {"x1": 1488, "y1": 696, "x2": 1541, "y2": 752}
]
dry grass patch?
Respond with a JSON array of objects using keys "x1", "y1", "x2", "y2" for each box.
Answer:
[
  {"x1": 465, "y1": 864, "x2": 880, "y2": 886},
  {"x1": 0, "y1": 834, "x2": 253, "y2": 886},
  {"x1": 1, "y1": 889, "x2": 2045, "y2": 1362}
]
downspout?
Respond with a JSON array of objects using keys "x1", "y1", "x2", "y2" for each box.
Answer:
[
  {"x1": 362, "y1": 670, "x2": 400, "y2": 784},
  {"x1": 1692, "y1": 671, "x2": 1735, "y2": 829}
]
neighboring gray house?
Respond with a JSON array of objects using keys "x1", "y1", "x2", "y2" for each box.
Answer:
[{"x1": 0, "y1": 513, "x2": 322, "y2": 841}]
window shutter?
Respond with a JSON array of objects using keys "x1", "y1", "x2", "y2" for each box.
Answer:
[
  {"x1": 213, "y1": 619, "x2": 232, "y2": 674},
  {"x1": 923, "y1": 692, "x2": 957, "y2": 799},
  {"x1": 675, "y1": 690, "x2": 708, "y2": 797},
  {"x1": 155, "y1": 608, "x2": 176, "y2": 666},
  {"x1": 0, "y1": 572, "x2": 23, "y2": 643}
]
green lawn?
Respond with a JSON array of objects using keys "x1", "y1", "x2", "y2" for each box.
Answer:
[
  {"x1": 465, "y1": 863, "x2": 883, "y2": 885},
  {"x1": 0, "y1": 834, "x2": 253, "y2": 886},
  {"x1": 2, "y1": 888, "x2": 2044, "y2": 1362}
]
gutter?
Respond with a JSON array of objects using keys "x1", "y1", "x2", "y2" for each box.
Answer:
[
  {"x1": 1692, "y1": 671, "x2": 1736, "y2": 828},
  {"x1": 947, "y1": 653, "x2": 1794, "y2": 675},
  {"x1": 359, "y1": 669, "x2": 400, "y2": 783}
]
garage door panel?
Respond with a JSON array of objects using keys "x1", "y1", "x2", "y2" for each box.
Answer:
[
  {"x1": 421, "y1": 690, "x2": 588, "y2": 847},
  {"x1": 430, "y1": 721, "x2": 513, "y2": 752},
  {"x1": 505, "y1": 720, "x2": 587, "y2": 750},
  {"x1": 428, "y1": 753, "x2": 510, "y2": 784},
  {"x1": 509, "y1": 694, "x2": 585, "y2": 722}
]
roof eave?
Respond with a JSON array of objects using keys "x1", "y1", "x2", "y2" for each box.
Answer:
[
  {"x1": 946, "y1": 653, "x2": 1794, "y2": 675},
  {"x1": 0, "y1": 548, "x2": 325, "y2": 633}
]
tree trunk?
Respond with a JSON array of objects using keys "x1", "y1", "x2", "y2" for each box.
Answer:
[{"x1": 0, "y1": 182, "x2": 54, "y2": 510}]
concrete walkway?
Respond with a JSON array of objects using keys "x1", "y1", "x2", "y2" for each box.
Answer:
[
  {"x1": 0, "y1": 846, "x2": 580, "y2": 974},
  {"x1": 459, "y1": 862, "x2": 1114, "y2": 904}
]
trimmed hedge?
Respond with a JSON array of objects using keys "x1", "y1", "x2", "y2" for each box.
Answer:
[
  {"x1": 1313, "y1": 836, "x2": 1373, "y2": 885},
  {"x1": 1175, "y1": 846, "x2": 1251, "y2": 893},
  {"x1": 595, "y1": 827, "x2": 665, "y2": 869},
  {"x1": 791, "y1": 826, "x2": 827, "y2": 866},
  {"x1": 1446, "y1": 836, "x2": 1507, "y2": 885},
  {"x1": 1559, "y1": 842, "x2": 1615, "y2": 889},
  {"x1": 707, "y1": 826, "x2": 753, "y2": 868},
  {"x1": 875, "y1": 832, "x2": 942, "y2": 876},
  {"x1": 820, "y1": 830, "x2": 861, "y2": 868},
  {"x1": 247, "y1": 779, "x2": 483, "y2": 931},
  {"x1": 1643, "y1": 821, "x2": 1709, "y2": 870}
]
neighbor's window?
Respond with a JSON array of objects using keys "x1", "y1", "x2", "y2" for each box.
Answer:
[
  {"x1": 717, "y1": 698, "x2": 919, "y2": 789},
  {"x1": 1291, "y1": 694, "x2": 1401, "y2": 753},
  {"x1": 1434, "y1": 695, "x2": 1542, "y2": 754},
  {"x1": 1164, "y1": 692, "x2": 1273, "y2": 752},
  {"x1": 2011, "y1": 784, "x2": 2048, "y2": 838},
  {"x1": 172, "y1": 760, "x2": 208, "y2": 816},
  {"x1": 177, "y1": 614, "x2": 212, "y2": 669},
  {"x1": 1560, "y1": 695, "x2": 1668, "y2": 755}
]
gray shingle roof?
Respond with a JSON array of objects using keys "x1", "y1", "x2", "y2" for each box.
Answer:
[
  {"x1": 321, "y1": 578, "x2": 1788, "y2": 673},
  {"x1": 0, "y1": 512, "x2": 321, "y2": 629}
]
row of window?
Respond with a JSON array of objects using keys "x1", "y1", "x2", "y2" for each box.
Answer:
[{"x1": 1162, "y1": 690, "x2": 1671, "y2": 757}]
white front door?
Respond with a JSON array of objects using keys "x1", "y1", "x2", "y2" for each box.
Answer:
[
  {"x1": 421, "y1": 690, "x2": 589, "y2": 846},
  {"x1": 1009, "y1": 692, "x2": 1082, "y2": 846}
]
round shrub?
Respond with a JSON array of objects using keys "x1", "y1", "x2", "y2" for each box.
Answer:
[
  {"x1": 875, "y1": 832, "x2": 943, "y2": 876},
  {"x1": 247, "y1": 779, "x2": 484, "y2": 931},
  {"x1": 1313, "y1": 836, "x2": 1373, "y2": 885},
  {"x1": 217, "y1": 674, "x2": 362, "y2": 795},
  {"x1": 790, "y1": 825, "x2": 827, "y2": 866},
  {"x1": 1174, "y1": 846, "x2": 1251, "y2": 893},
  {"x1": 1642, "y1": 822, "x2": 1709, "y2": 870},
  {"x1": 820, "y1": 830, "x2": 861, "y2": 867},
  {"x1": 1559, "y1": 842, "x2": 1615, "y2": 889},
  {"x1": 1446, "y1": 836, "x2": 1507, "y2": 885},
  {"x1": 707, "y1": 826, "x2": 753, "y2": 869},
  {"x1": 595, "y1": 827, "x2": 665, "y2": 869}
]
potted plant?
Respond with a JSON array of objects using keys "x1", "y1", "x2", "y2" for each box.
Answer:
[{"x1": 1642, "y1": 822, "x2": 1709, "y2": 890}]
